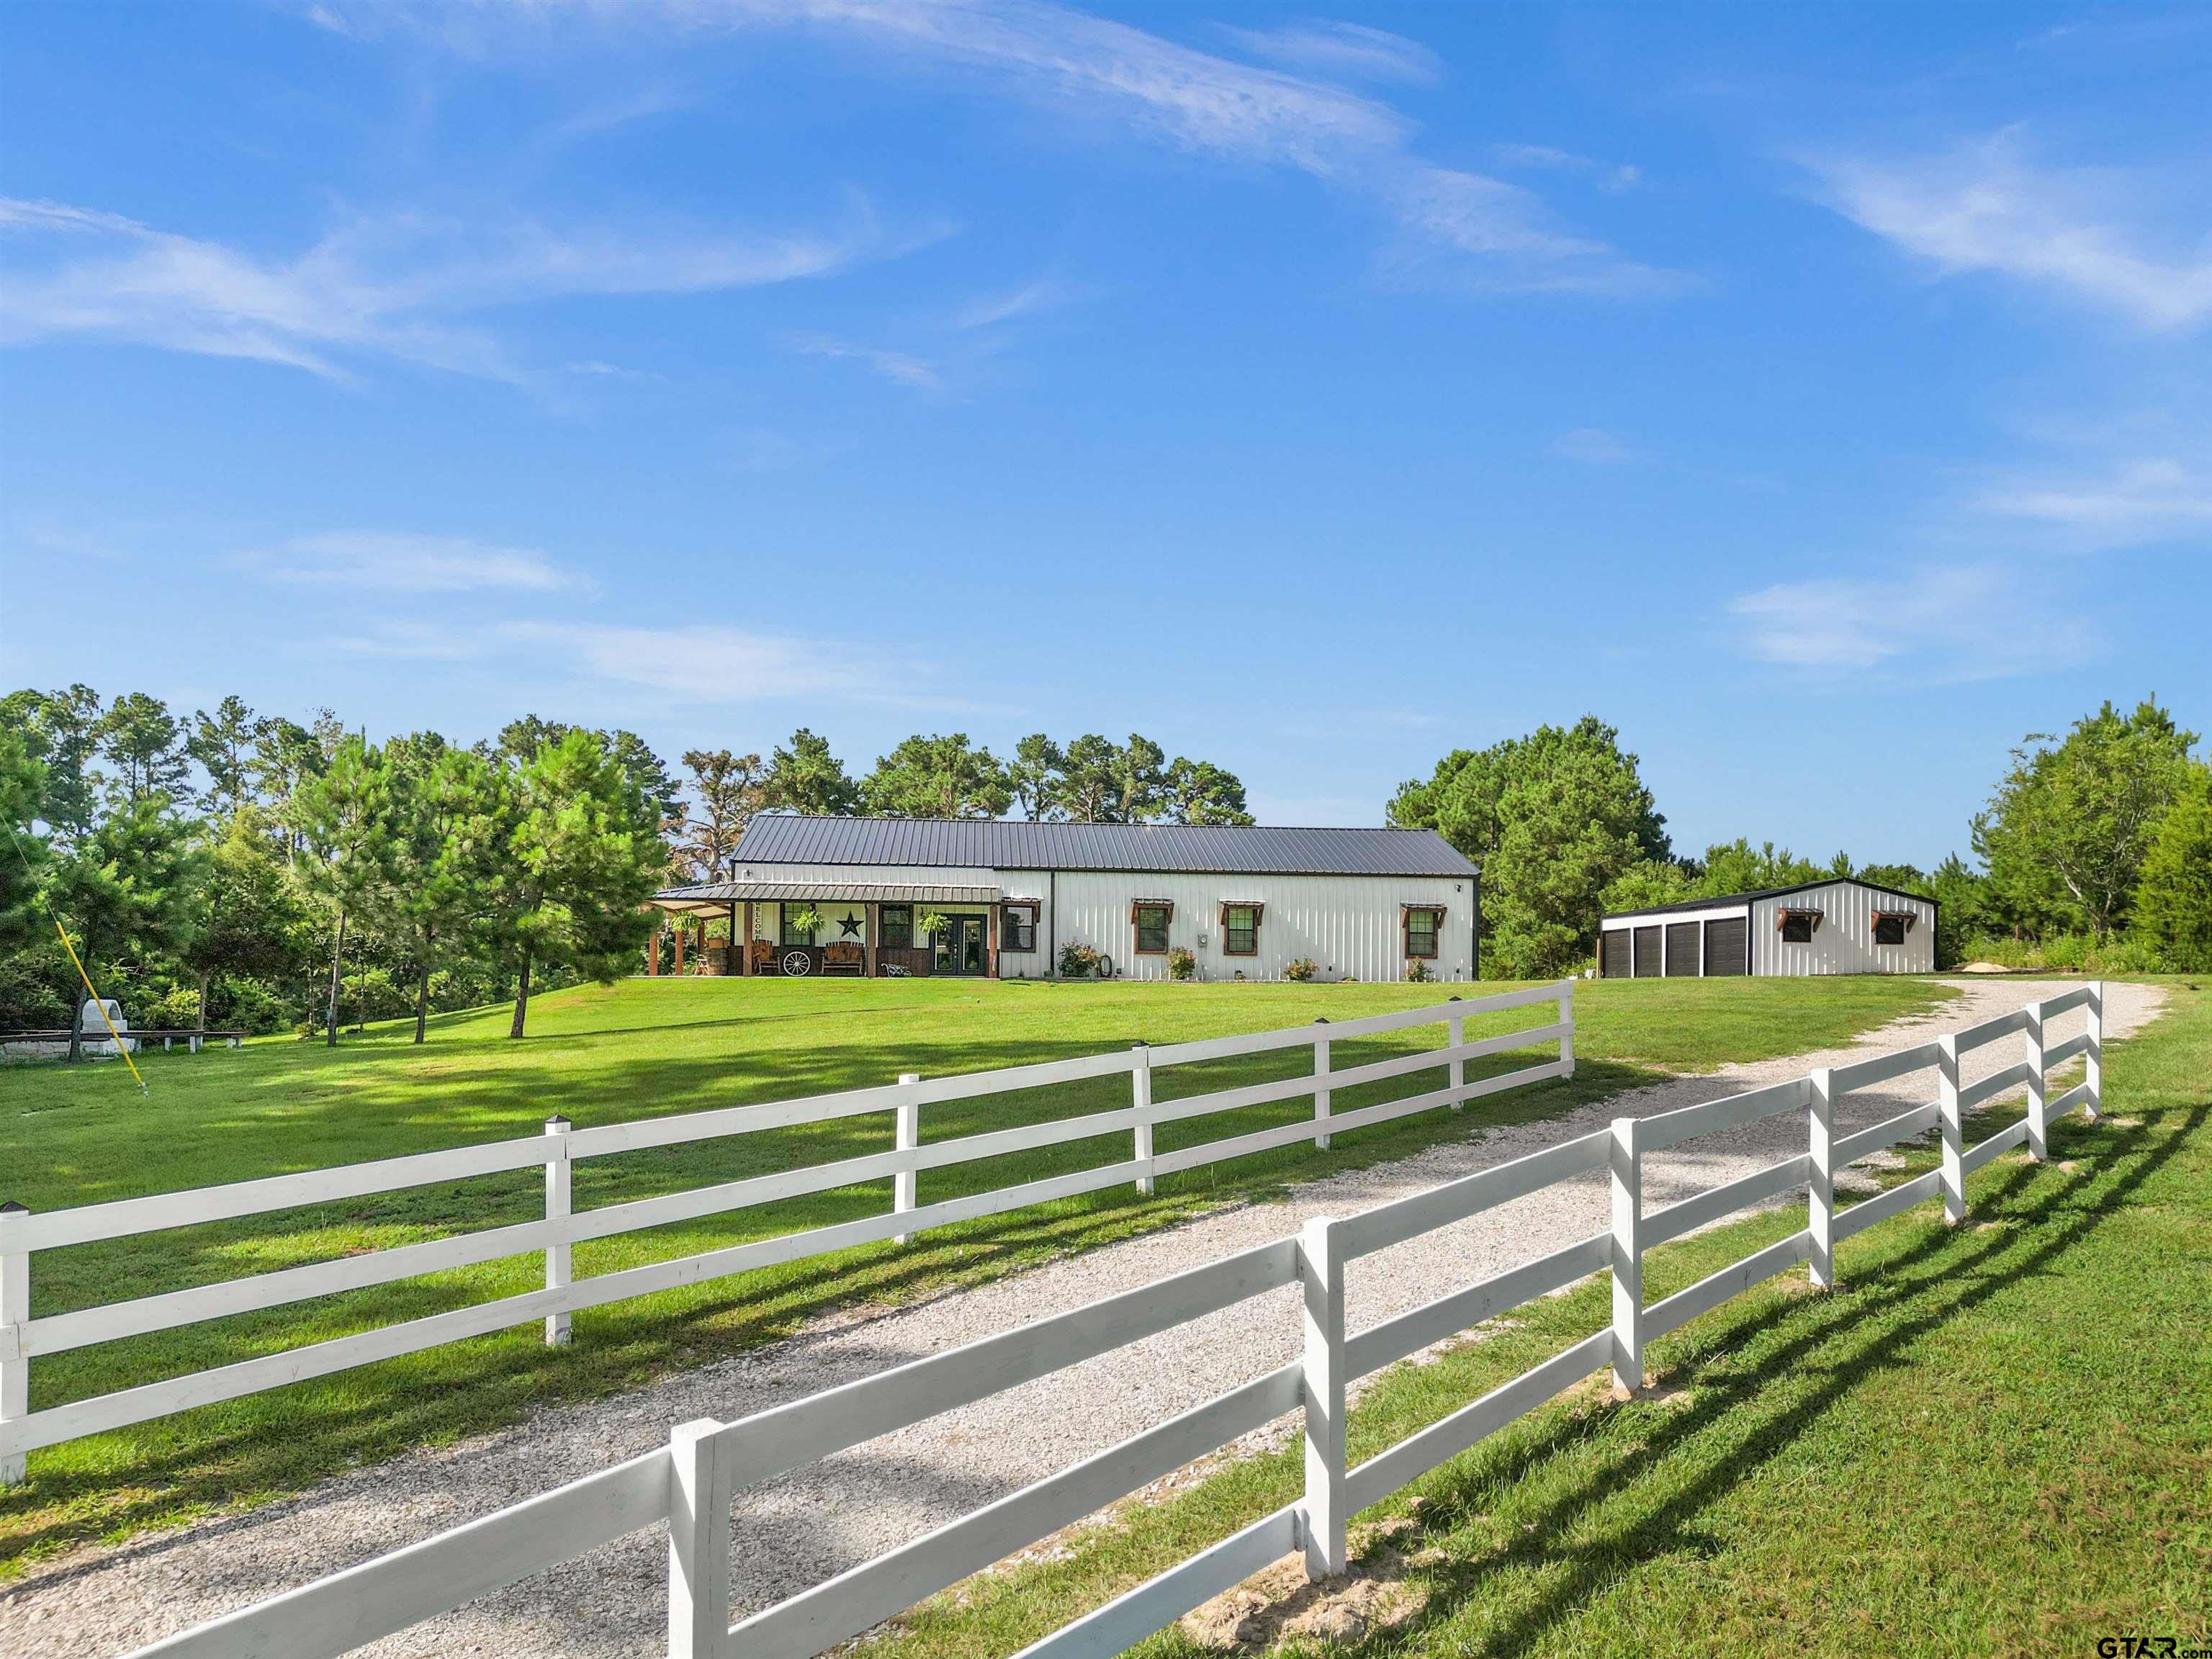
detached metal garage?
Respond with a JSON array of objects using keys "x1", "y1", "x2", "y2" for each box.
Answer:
[{"x1": 1597, "y1": 878, "x2": 1937, "y2": 977}]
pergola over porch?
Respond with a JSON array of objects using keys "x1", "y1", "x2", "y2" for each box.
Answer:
[{"x1": 646, "y1": 878, "x2": 1007, "y2": 978}]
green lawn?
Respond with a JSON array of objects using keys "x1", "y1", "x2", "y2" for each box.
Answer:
[
  {"x1": 0, "y1": 973, "x2": 1950, "y2": 1572},
  {"x1": 854, "y1": 980, "x2": 2210, "y2": 1659}
]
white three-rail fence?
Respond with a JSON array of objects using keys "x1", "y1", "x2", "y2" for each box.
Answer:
[
  {"x1": 0, "y1": 983, "x2": 1576, "y2": 1480},
  {"x1": 115, "y1": 981, "x2": 2103, "y2": 1659}
]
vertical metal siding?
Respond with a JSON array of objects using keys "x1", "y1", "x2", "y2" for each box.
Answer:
[
  {"x1": 1028, "y1": 871, "x2": 1474, "y2": 983},
  {"x1": 1750, "y1": 881, "x2": 1938, "y2": 976}
]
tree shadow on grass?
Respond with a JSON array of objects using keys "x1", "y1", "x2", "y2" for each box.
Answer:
[{"x1": 1344, "y1": 1107, "x2": 2195, "y2": 1658}]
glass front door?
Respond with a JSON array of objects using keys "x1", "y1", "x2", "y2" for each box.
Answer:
[{"x1": 934, "y1": 914, "x2": 990, "y2": 976}]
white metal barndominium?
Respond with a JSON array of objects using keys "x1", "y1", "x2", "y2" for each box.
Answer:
[{"x1": 108, "y1": 983, "x2": 2105, "y2": 1659}]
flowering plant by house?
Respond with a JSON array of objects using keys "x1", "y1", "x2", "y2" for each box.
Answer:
[{"x1": 1166, "y1": 946, "x2": 1197, "y2": 981}]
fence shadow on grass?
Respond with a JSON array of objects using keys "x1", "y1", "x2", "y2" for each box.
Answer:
[{"x1": 1348, "y1": 1106, "x2": 2193, "y2": 1659}]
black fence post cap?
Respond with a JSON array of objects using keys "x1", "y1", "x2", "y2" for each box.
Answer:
[
  {"x1": 0, "y1": 1200, "x2": 25, "y2": 1214},
  {"x1": 1313, "y1": 1016, "x2": 1330, "y2": 1025}
]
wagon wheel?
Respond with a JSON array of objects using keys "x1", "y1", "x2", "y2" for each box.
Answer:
[
  {"x1": 1094, "y1": 954, "x2": 1115, "y2": 981},
  {"x1": 781, "y1": 949, "x2": 814, "y2": 977}
]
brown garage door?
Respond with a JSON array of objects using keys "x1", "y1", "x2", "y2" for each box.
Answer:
[
  {"x1": 1601, "y1": 930, "x2": 1631, "y2": 979},
  {"x1": 1703, "y1": 916, "x2": 1748, "y2": 976},
  {"x1": 1632, "y1": 925, "x2": 1662, "y2": 977},
  {"x1": 1665, "y1": 920, "x2": 1701, "y2": 976}
]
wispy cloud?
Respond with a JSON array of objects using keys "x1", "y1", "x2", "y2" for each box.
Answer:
[
  {"x1": 323, "y1": 616, "x2": 990, "y2": 711},
  {"x1": 320, "y1": 0, "x2": 1677, "y2": 300},
  {"x1": 1552, "y1": 427, "x2": 1647, "y2": 465},
  {"x1": 1976, "y1": 455, "x2": 2212, "y2": 545},
  {"x1": 953, "y1": 276, "x2": 1076, "y2": 330},
  {"x1": 1726, "y1": 564, "x2": 2096, "y2": 681},
  {"x1": 233, "y1": 531, "x2": 584, "y2": 593},
  {"x1": 1490, "y1": 144, "x2": 1642, "y2": 193},
  {"x1": 0, "y1": 193, "x2": 933, "y2": 381},
  {"x1": 784, "y1": 331, "x2": 941, "y2": 388},
  {"x1": 1217, "y1": 20, "x2": 1441, "y2": 86},
  {"x1": 1806, "y1": 130, "x2": 2212, "y2": 331}
]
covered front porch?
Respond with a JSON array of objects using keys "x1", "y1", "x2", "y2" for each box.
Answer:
[{"x1": 646, "y1": 880, "x2": 1011, "y2": 979}]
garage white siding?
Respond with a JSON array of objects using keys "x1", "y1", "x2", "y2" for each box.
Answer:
[{"x1": 1750, "y1": 881, "x2": 1936, "y2": 976}]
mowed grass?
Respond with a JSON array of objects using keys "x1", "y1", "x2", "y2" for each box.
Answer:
[
  {"x1": 856, "y1": 982, "x2": 2211, "y2": 1659},
  {"x1": 0, "y1": 973, "x2": 1950, "y2": 1571}
]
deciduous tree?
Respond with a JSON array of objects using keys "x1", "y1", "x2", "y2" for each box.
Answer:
[
  {"x1": 1010, "y1": 734, "x2": 1064, "y2": 821},
  {"x1": 1975, "y1": 698, "x2": 2197, "y2": 939},
  {"x1": 45, "y1": 794, "x2": 204, "y2": 1059},
  {"x1": 2134, "y1": 760, "x2": 2212, "y2": 971},
  {"x1": 1390, "y1": 716, "x2": 1668, "y2": 978}
]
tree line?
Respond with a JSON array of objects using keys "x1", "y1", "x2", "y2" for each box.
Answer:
[
  {"x1": 0, "y1": 689, "x2": 1255, "y2": 1044},
  {"x1": 1388, "y1": 699, "x2": 2211, "y2": 979},
  {"x1": 676, "y1": 729, "x2": 1249, "y2": 880}
]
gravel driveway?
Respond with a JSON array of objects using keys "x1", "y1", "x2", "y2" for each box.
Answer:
[{"x1": 1, "y1": 978, "x2": 2162, "y2": 1659}]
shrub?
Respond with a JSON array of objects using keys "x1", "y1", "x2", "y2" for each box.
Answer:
[
  {"x1": 1284, "y1": 956, "x2": 1318, "y2": 982},
  {"x1": 1166, "y1": 946, "x2": 1197, "y2": 981},
  {"x1": 1059, "y1": 941, "x2": 1103, "y2": 979},
  {"x1": 1404, "y1": 960, "x2": 1434, "y2": 984},
  {"x1": 143, "y1": 985, "x2": 205, "y2": 1030}
]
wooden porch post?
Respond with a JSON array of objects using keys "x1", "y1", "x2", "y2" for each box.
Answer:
[
  {"x1": 727, "y1": 902, "x2": 737, "y2": 977},
  {"x1": 673, "y1": 923, "x2": 685, "y2": 976},
  {"x1": 741, "y1": 902, "x2": 754, "y2": 976},
  {"x1": 866, "y1": 900, "x2": 881, "y2": 976},
  {"x1": 648, "y1": 922, "x2": 661, "y2": 976}
]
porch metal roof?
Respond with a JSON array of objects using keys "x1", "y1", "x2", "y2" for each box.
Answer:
[
  {"x1": 651, "y1": 880, "x2": 1003, "y2": 911},
  {"x1": 729, "y1": 814, "x2": 1477, "y2": 877}
]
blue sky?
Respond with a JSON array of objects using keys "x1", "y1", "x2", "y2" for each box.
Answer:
[{"x1": 1, "y1": 1, "x2": 2206, "y2": 866}]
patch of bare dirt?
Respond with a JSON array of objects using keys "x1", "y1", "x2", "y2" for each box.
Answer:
[{"x1": 1176, "y1": 1519, "x2": 1429, "y2": 1653}]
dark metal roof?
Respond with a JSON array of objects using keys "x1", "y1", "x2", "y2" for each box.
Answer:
[
  {"x1": 730, "y1": 814, "x2": 1478, "y2": 878},
  {"x1": 651, "y1": 880, "x2": 1002, "y2": 909},
  {"x1": 1601, "y1": 876, "x2": 1938, "y2": 923}
]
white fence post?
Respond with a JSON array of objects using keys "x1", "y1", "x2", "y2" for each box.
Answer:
[
  {"x1": 1312, "y1": 1018, "x2": 1332, "y2": 1149},
  {"x1": 1557, "y1": 980, "x2": 1575, "y2": 1078},
  {"x1": 1807, "y1": 1069, "x2": 1835, "y2": 1291},
  {"x1": 1446, "y1": 998, "x2": 1465, "y2": 1110},
  {"x1": 2023, "y1": 999, "x2": 2048, "y2": 1162},
  {"x1": 544, "y1": 1118, "x2": 572, "y2": 1346},
  {"x1": 1, "y1": 1201, "x2": 25, "y2": 1484},
  {"x1": 1130, "y1": 1046, "x2": 1154, "y2": 1197},
  {"x1": 2085, "y1": 980, "x2": 2104, "y2": 1122},
  {"x1": 894, "y1": 1072, "x2": 921, "y2": 1243},
  {"x1": 667, "y1": 1419, "x2": 733, "y2": 1659},
  {"x1": 1938, "y1": 1035, "x2": 1966, "y2": 1226},
  {"x1": 1608, "y1": 1118, "x2": 1642, "y2": 1396},
  {"x1": 1298, "y1": 1215, "x2": 1347, "y2": 1582}
]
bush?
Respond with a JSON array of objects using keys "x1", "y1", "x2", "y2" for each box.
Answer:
[
  {"x1": 1058, "y1": 942, "x2": 1104, "y2": 979},
  {"x1": 1166, "y1": 946, "x2": 1197, "y2": 981},
  {"x1": 1405, "y1": 959, "x2": 1434, "y2": 984},
  {"x1": 0, "y1": 948, "x2": 70, "y2": 1029},
  {"x1": 142, "y1": 984, "x2": 205, "y2": 1030},
  {"x1": 1284, "y1": 956, "x2": 1318, "y2": 982}
]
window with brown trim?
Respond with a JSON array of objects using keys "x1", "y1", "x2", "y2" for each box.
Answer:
[
  {"x1": 1222, "y1": 904, "x2": 1259, "y2": 956},
  {"x1": 1002, "y1": 903, "x2": 1038, "y2": 953},
  {"x1": 1779, "y1": 910, "x2": 1817, "y2": 944},
  {"x1": 1403, "y1": 906, "x2": 1442, "y2": 960},
  {"x1": 1873, "y1": 912, "x2": 1910, "y2": 946},
  {"x1": 1133, "y1": 904, "x2": 1171, "y2": 955},
  {"x1": 880, "y1": 904, "x2": 913, "y2": 949}
]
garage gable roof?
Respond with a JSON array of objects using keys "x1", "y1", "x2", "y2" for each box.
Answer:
[{"x1": 1601, "y1": 876, "x2": 1937, "y2": 924}]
